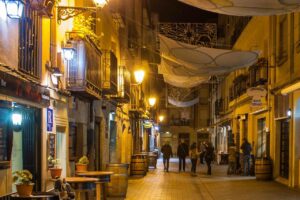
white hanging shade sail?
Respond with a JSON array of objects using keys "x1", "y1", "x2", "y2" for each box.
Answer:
[
  {"x1": 160, "y1": 35, "x2": 260, "y2": 76},
  {"x1": 179, "y1": 0, "x2": 300, "y2": 16},
  {"x1": 163, "y1": 73, "x2": 208, "y2": 88},
  {"x1": 168, "y1": 96, "x2": 199, "y2": 107}
]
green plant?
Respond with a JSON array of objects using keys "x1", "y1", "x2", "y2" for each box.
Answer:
[
  {"x1": 73, "y1": 14, "x2": 101, "y2": 47},
  {"x1": 48, "y1": 156, "x2": 61, "y2": 168},
  {"x1": 12, "y1": 170, "x2": 33, "y2": 185},
  {"x1": 77, "y1": 156, "x2": 89, "y2": 165}
]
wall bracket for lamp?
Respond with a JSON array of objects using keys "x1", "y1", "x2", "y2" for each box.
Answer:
[{"x1": 57, "y1": 6, "x2": 97, "y2": 24}]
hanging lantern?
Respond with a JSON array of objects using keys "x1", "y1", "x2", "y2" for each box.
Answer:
[
  {"x1": 5, "y1": 0, "x2": 25, "y2": 19},
  {"x1": 134, "y1": 70, "x2": 145, "y2": 84},
  {"x1": 148, "y1": 97, "x2": 156, "y2": 107},
  {"x1": 93, "y1": 0, "x2": 109, "y2": 8}
]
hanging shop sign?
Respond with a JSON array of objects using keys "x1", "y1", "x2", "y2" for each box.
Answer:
[
  {"x1": 247, "y1": 87, "x2": 267, "y2": 107},
  {"x1": 0, "y1": 71, "x2": 50, "y2": 107},
  {"x1": 47, "y1": 108, "x2": 53, "y2": 132}
]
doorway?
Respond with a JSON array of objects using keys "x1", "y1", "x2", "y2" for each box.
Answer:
[
  {"x1": 279, "y1": 120, "x2": 289, "y2": 179},
  {"x1": 257, "y1": 118, "x2": 267, "y2": 158},
  {"x1": 11, "y1": 106, "x2": 41, "y2": 191}
]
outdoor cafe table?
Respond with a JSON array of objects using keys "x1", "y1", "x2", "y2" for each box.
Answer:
[
  {"x1": 76, "y1": 171, "x2": 114, "y2": 200},
  {"x1": 65, "y1": 177, "x2": 99, "y2": 200}
]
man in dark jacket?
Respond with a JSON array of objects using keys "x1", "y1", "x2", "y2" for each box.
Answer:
[
  {"x1": 177, "y1": 139, "x2": 189, "y2": 172},
  {"x1": 240, "y1": 138, "x2": 252, "y2": 176},
  {"x1": 161, "y1": 142, "x2": 173, "y2": 172}
]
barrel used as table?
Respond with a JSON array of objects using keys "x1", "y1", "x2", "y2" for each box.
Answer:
[
  {"x1": 255, "y1": 159, "x2": 272, "y2": 180},
  {"x1": 139, "y1": 152, "x2": 149, "y2": 172},
  {"x1": 106, "y1": 163, "x2": 129, "y2": 198},
  {"x1": 131, "y1": 154, "x2": 146, "y2": 176},
  {"x1": 148, "y1": 152, "x2": 157, "y2": 169}
]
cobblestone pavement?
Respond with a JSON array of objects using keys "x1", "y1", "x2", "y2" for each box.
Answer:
[{"x1": 119, "y1": 158, "x2": 300, "y2": 200}]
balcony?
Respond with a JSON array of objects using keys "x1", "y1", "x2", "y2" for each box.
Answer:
[
  {"x1": 169, "y1": 118, "x2": 191, "y2": 126},
  {"x1": 229, "y1": 58, "x2": 268, "y2": 102},
  {"x1": 66, "y1": 34, "x2": 102, "y2": 100}
]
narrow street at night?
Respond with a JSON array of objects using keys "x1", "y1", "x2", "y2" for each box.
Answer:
[
  {"x1": 2, "y1": 0, "x2": 300, "y2": 199},
  {"x1": 124, "y1": 159, "x2": 300, "y2": 200}
]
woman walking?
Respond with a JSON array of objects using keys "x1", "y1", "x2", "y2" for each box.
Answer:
[{"x1": 190, "y1": 142, "x2": 198, "y2": 176}]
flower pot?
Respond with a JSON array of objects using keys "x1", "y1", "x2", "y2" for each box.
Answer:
[
  {"x1": 49, "y1": 168, "x2": 62, "y2": 179},
  {"x1": 76, "y1": 164, "x2": 88, "y2": 172},
  {"x1": 16, "y1": 183, "x2": 34, "y2": 197}
]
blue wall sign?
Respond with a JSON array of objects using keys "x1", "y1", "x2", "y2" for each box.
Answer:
[{"x1": 47, "y1": 108, "x2": 53, "y2": 132}]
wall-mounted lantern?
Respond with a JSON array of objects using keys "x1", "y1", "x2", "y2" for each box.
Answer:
[
  {"x1": 158, "y1": 115, "x2": 164, "y2": 122},
  {"x1": 148, "y1": 97, "x2": 156, "y2": 107},
  {"x1": 62, "y1": 41, "x2": 76, "y2": 61},
  {"x1": 4, "y1": 0, "x2": 24, "y2": 19},
  {"x1": 12, "y1": 110, "x2": 22, "y2": 132},
  {"x1": 134, "y1": 70, "x2": 145, "y2": 85},
  {"x1": 287, "y1": 108, "x2": 292, "y2": 118}
]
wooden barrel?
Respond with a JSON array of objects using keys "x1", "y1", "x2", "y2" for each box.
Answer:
[
  {"x1": 106, "y1": 163, "x2": 129, "y2": 198},
  {"x1": 255, "y1": 159, "x2": 272, "y2": 180},
  {"x1": 131, "y1": 154, "x2": 146, "y2": 176},
  {"x1": 148, "y1": 152, "x2": 157, "y2": 168},
  {"x1": 140, "y1": 152, "x2": 149, "y2": 172}
]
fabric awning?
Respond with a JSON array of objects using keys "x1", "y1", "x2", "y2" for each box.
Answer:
[
  {"x1": 168, "y1": 96, "x2": 199, "y2": 107},
  {"x1": 179, "y1": 0, "x2": 300, "y2": 16},
  {"x1": 158, "y1": 35, "x2": 259, "y2": 88}
]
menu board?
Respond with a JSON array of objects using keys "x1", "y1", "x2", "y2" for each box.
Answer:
[{"x1": 48, "y1": 133, "x2": 56, "y2": 168}]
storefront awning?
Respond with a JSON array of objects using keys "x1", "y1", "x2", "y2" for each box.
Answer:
[{"x1": 179, "y1": 0, "x2": 300, "y2": 16}]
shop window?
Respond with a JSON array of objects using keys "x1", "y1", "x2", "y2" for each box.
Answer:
[
  {"x1": 280, "y1": 120, "x2": 289, "y2": 179},
  {"x1": 19, "y1": 5, "x2": 40, "y2": 79}
]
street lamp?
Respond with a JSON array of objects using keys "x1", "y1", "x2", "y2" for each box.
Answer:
[
  {"x1": 149, "y1": 97, "x2": 156, "y2": 107},
  {"x1": 62, "y1": 41, "x2": 76, "y2": 61},
  {"x1": 4, "y1": 0, "x2": 24, "y2": 19},
  {"x1": 158, "y1": 115, "x2": 164, "y2": 122},
  {"x1": 134, "y1": 70, "x2": 145, "y2": 84},
  {"x1": 93, "y1": 0, "x2": 108, "y2": 8}
]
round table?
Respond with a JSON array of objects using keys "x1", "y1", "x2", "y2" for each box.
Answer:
[
  {"x1": 76, "y1": 171, "x2": 113, "y2": 200},
  {"x1": 65, "y1": 177, "x2": 99, "y2": 200}
]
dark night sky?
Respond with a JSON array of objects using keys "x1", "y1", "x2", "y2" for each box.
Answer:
[{"x1": 149, "y1": 0, "x2": 218, "y2": 23}]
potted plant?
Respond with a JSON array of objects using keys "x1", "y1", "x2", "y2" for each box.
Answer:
[
  {"x1": 48, "y1": 156, "x2": 62, "y2": 179},
  {"x1": 76, "y1": 156, "x2": 89, "y2": 172},
  {"x1": 13, "y1": 170, "x2": 34, "y2": 197}
]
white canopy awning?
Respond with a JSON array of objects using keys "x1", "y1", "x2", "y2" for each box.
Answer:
[
  {"x1": 179, "y1": 0, "x2": 300, "y2": 16},
  {"x1": 168, "y1": 96, "x2": 199, "y2": 107},
  {"x1": 158, "y1": 35, "x2": 259, "y2": 88}
]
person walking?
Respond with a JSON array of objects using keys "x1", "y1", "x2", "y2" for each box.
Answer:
[
  {"x1": 240, "y1": 138, "x2": 252, "y2": 176},
  {"x1": 199, "y1": 142, "x2": 206, "y2": 164},
  {"x1": 205, "y1": 142, "x2": 214, "y2": 175},
  {"x1": 177, "y1": 139, "x2": 189, "y2": 172},
  {"x1": 190, "y1": 142, "x2": 198, "y2": 176},
  {"x1": 161, "y1": 142, "x2": 173, "y2": 172}
]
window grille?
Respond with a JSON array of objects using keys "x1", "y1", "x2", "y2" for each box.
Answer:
[{"x1": 19, "y1": 4, "x2": 40, "y2": 79}]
